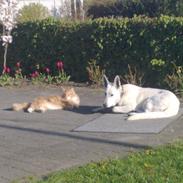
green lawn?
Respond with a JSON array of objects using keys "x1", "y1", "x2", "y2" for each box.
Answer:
[{"x1": 14, "y1": 141, "x2": 183, "y2": 183}]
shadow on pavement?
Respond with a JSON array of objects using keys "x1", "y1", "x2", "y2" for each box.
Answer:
[
  {"x1": 3, "y1": 105, "x2": 111, "y2": 114},
  {"x1": 70, "y1": 105, "x2": 113, "y2": 114},
  {"x1": 0, "y1": 123, "x2": 149, "y2": 149}
]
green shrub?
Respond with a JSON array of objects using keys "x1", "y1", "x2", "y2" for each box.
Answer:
[
  {"x1": 0, "y1": 16, "x2": 183, "y2": 87},
  {"x1": 16, "y1": 3, "x2": 50, "y2": 23}
]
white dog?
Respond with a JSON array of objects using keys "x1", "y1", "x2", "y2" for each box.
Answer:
[{"x1": 103, "y1": 75, "x2": 180, "y2": 120}]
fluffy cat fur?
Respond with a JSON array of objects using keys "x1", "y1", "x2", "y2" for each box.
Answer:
[{"x1": 12, "y1": 87, "x2": 80, "y2": 113}]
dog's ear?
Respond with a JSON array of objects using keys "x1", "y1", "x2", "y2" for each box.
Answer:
[
  {"x1": 114, "y1": 75, "x2": 121, "y2": 88},
  {"x1": 103, "y1": 74, "x2": 109, "y2": 88}
]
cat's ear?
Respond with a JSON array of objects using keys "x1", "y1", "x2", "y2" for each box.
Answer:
[{"x1": 61, "y1": 86, "x2": 66, "y2": 92}]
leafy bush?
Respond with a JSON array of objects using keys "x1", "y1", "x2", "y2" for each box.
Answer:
[
  {"x1": 86, "y1": 0, "x2": 183, "y2": 18},
  {"x1": 0, "y1": 16, "x2": 183, "y2": 88},
  {"x1": 16, "y1": 3, "x2": 50, "y2": 23}
]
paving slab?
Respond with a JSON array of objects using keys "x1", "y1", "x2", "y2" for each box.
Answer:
[
  {"x1": 0, "y1": 86, "x2": 182, "y2": 183},
  {"x1": 74, "y1": 109, "x2": 183, "y2": 133}
]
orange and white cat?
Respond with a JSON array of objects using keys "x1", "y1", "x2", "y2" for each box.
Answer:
[{"x1": 12, "y1": 87, "x2": 80, "y2": 113}]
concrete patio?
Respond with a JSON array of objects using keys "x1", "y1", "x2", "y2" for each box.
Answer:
[{"x1": 0, "y1": 86, "x2": 182, "y2": 183}]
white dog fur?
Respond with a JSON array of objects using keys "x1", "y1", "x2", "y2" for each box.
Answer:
[{"x1": 103, "y1": 75, "x2": 180, "y2": 120}]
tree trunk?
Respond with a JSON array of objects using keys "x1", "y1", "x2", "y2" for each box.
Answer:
[
  {"x1": 78, "y1": 0, "x2": 84, "y2": 20},
  {"x1": 71, "y1": 0, "x2": 77, "y2": 19},
  {"x1": 3, "y1": 43, "x2": 8, "y2": 74}
]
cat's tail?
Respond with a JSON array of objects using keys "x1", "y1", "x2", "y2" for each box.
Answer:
[{"x1": 12, "y1": 102, "x2": 30, "y2": 111}]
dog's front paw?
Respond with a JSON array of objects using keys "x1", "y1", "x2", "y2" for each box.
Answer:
[
  {"x1": 128, "y1": 112, "x2": 137, "y2": 116},
  {"x1": 112, "y1": 106, "x2": 122, "y2": 113},
  {"x1": 127, "y1": 115, "x2": 137, "y2": 120}
]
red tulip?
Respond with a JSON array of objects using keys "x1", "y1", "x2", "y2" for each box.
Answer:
[
  {"x1": 16, "y1": 62, "x2": 21, "y2": 68},
  {"x1": 56, "y1": 60, "x2": 64, "y2": 70},
  {"x1": 30, "y1": 73, "x2": 35, "y2": 78},
  {"x1": 31, "y1": 71, "x2": 39, "y2": 78},
  {"x1": 34, "y1": 71, "x2": 39, "y2": 76},
  {"x1": 45, "y1": 67, "x2": 50, "y2": 74},
  {"x1": 3, "y1": 66, "x2": 10, "y2": 73}
]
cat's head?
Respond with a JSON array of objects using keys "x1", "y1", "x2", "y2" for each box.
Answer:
[{"x1": 62, "y1": 87, "x2": 80, "y2": 107}]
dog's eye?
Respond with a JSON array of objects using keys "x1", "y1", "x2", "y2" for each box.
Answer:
[{"x1": 111, "y1": 94, "x2": 114, "y2": 97}]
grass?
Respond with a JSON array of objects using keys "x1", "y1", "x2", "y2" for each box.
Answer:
[{"x1": 14, "y1": 140, "x2": 183, "y2": 183}]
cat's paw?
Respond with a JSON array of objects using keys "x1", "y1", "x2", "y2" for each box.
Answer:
[{"x1": 27, "y1": 107, "x2": 33, "y2": 113}]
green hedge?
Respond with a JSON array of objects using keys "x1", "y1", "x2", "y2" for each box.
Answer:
[{"x1": 0, "y1": 16, "x2": 183, "y2": 85}]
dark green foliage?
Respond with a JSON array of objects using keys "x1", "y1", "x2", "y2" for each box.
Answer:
[
  {"x1": 86, "y1": 0, "x2": 183, "y2": 18},
  {"x1": 0, "y1": 16, "x2": 183, "y2": 86}
]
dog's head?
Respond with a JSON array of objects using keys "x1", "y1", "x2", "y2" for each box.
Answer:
[{"x1": 103, "y1": 75, "x2": 122, "y2": 108}]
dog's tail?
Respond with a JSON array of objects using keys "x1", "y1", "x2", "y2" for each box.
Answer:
[
  {"x1": 128, "y1": 97, "x2": 180, "y2": 120},
  {"x1": 127, "y1": 110, "x2": 179, "y2": 120},
  {"x1": 128, "y1": 104, "x2": 180, "y2": 120},
  {"x1": 12, "y1": 102, "x2": 30, "y2": 111}
]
